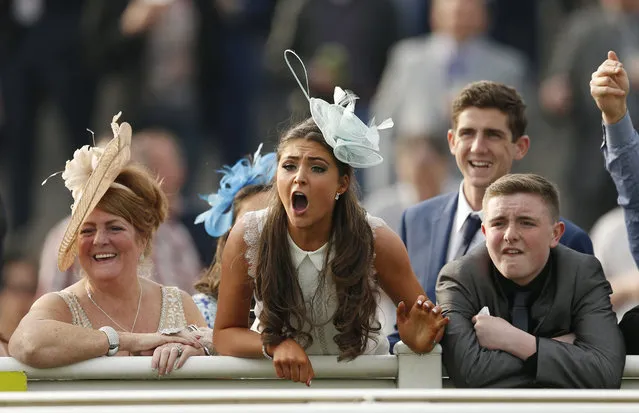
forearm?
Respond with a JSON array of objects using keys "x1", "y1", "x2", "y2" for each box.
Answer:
[
  {"x1": 501, "y1": 330, "x2": 537, "y2": 360},
  {"x1": 10, "y1": 320, "x2": 109, "y2": 368},
  {"x1": 441, "y1": 322, "x2": 530, "y2": 387},
  {"x1": 603, "y1": 112, "x2": 639, "y2": 266},
  {"x1": 535, "y1": 337, "x2": 624, "y2": 388},
  {"x1": 213, "y1": 327, "x2": 264, "y2": 358},
  {"x1": 443, "y1": 338, "x2": 530, "y2": 388}
]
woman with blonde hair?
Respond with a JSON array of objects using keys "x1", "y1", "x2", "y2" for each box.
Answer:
[{"x1": 10, "y1": 114, "x2": 207, "y2": 376}]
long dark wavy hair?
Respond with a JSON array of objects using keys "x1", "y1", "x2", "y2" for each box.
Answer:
[{"x1": 254, "y1": 118, "x2": 380, "y2": 361}]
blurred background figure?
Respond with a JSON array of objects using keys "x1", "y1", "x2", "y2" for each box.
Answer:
[
  {"x1": 364, "y1": 127, "x2": 457, "y2": 234},
  {"x1": 370, "y1": 0, "x2": 530, "y2": 193},
  {"x1": 262, "y1": 0, "x2": 398, "y2": 142},
  {"x1": 591, "y1": 207, "x2": 639, "y2": 319},
  {"x1": 540, "y1": 0, "x2": 639, "y2": 230},
  {"x1": 0, "y1": 0, "x2": 96, "y2": 241},
  {"x1": 0, "y1": 255, "x2": 38, "y2": 356},
  {"x1": 0, "y1": 193, "x2": 6, "y2": 271},
  {"x1": 83, "y1": 0, "x2": 208, "y2": 199},
  {"x1": 0, "y1": 0, "x2": 629, "y2": 298},
  {"x1": 37, "y1": 129, "x2": 202, "y2": 296},
  {"x1": 129, "y1": 129, "x2": 203, "y2": 292}
]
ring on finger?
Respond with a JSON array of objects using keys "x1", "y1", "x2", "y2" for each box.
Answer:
[{"x1": 175, "y1": 344, "x2": 183, "y2": 357}]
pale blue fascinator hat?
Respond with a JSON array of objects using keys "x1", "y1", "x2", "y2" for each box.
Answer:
[
  {"x1": 195, "y1": 144, "x2": 276, "y2": 237},
  {"x1": 284, "y1": 49, "x2": 393, "y2": 168}
]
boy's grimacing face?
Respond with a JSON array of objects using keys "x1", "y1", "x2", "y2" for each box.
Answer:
[{"x1": 482, "y1": 193, "x2": 563, "y2": 286}]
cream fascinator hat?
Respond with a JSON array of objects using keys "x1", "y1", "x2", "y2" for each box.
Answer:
[
  {"x1": 284, "y1": 49, "x2": 393, "y2": 168},
  {"x1": 45, "y1": 113, "x2": 132, "y2": 271}
]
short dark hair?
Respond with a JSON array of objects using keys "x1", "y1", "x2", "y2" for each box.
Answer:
[
  {"x1": 483, "y1": 173, "x2": 560, "y2": 221},
  {"x1": 451, "y1": 81, "x2": 527, "y2": 141}
]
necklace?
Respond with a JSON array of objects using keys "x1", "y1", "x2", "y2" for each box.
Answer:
[{"x1": 86, "y1": 279, "x2": 143, "y2": 333}]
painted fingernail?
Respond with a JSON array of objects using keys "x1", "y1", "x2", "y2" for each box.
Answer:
[{"x1": 417, "y1": 300, "x2": 423, "y2": 306}]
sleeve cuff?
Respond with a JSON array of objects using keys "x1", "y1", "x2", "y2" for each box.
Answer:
[
  {"x1": 603, "y1": 111, "x2": 636, "y2": 149},
  {"x1": 522, "y1": 337, "x2": 540, "y2": 377}
]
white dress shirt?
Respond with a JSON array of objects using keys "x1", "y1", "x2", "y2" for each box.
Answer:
[{"x1": 247, "y1": 209, "x2": 390, "y2": 355}]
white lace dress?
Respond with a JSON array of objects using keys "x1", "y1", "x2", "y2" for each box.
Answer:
[{"x1": 243, "y1": 209, "x2": 391, "y2": 355}]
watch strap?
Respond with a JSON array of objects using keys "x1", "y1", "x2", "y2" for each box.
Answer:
[{"x1": 99, "y1": 326, "x2": 120, "y2": 356}]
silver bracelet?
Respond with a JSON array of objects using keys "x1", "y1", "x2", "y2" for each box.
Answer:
[
  {"x1": 262, "y1": 343, "x2": 273, "y2": 360},
  {"x1": 186, "y1": 325, "x2": 214, "y2": 355}
]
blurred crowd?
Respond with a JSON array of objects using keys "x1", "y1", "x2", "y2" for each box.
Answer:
[{"x1": 1, "y1": 0, "x2": 639, "y2": 334}]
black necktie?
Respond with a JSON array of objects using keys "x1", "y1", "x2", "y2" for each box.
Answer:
[
  {"x1": 457, "y1": 214, "x2": 482, "y2": 258},
  {"x1": 511, "y1": 291, "x2": 532, "y2": 333}
]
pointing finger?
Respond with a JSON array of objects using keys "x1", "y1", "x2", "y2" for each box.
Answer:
[{"x1": 609, "y1": 50, "x2": 619, "y2": 62}]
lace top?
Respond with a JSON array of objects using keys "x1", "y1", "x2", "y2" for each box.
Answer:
[
  {"x1": 56, "y1": 286, "x2": 187, "y2": 332},
  {"x1": 243, "y1": 208, "x2": 391, "y2": 355}
]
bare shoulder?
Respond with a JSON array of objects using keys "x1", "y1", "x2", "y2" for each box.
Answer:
[
  {"x1": 372, "y1": 222, "x2": 405, "y2": 257},
  {"x1": 372, "y1": 221, "x2": 413, "y2": 275},
  {"x1": 223, "y1": 211, "x2": 257, "y2": 273},
  {"x1": 226, "y1": 212, "x2": 251, "y2": 253},
  {"x1": 28, "y1": 292, "x2": 73, "y2": 323}
]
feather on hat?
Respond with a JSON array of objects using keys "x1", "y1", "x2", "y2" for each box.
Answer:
[{"x1": 57, "y1": 113, "x2": 132, "y2": 271}]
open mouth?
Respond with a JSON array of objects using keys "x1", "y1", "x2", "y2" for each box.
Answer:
[
  {"x1": 93, "y1": 253, "x2": 117, "y2": 262},
  {"x1": 292, "y1": 191, "x2": 309, "y2": 213},
  {"x1": 502, "y1": 248, "x2": 523, "y2": 255},
  {"x1": 469, "y1": 160, "x2": 492, "y2": 169}
]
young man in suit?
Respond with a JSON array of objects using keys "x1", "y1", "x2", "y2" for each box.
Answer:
[
  {"x1": 437, "y1": 173, "x2": 624, "y2": 388},
  {"x1": 400, "y1": 81, "x2": 592, "y2": 305}
]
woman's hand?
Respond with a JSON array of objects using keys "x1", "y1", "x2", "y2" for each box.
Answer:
[
  {"x1": 268, "y1": 339, "x2": 314, "y2": 386},
  {"x1": 396, "y1": 295, "x2": 449, "y2": 353},
  {"x1": 190, "y1": 327, "x2": 215, "y2": 355},
  {"x1": 152, "y1": 343, "x2": 204, "y2": 376},
  {"x1": 120, "y1": 332, "x2": 196, "y2": 355}
]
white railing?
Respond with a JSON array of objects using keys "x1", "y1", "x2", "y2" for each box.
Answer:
[
  {"x1": 0, "y1": 341, "x2": 442, "y2": 391},
  {"x1": 0, "y1": 343, "x2": 638, "y2": 392},
  {"x1": 2, "y1": 389, "x2": 639, "y2": 412}
]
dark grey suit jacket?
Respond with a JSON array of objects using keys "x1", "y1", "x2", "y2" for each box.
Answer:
[
  {"x1": 401, "y1": 191, "x2": 593, "y2": 304},
  {"x1": 436, "y1": 244, "x2": 625, "y2": 388}
]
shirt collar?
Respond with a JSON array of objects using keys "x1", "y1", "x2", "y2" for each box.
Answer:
[
  {"x1": 454, "y1": 180, "x2": 483, "y2": 233},
  {"x1": 288, "y1": 233, "x2": 328, "y2": 271}
]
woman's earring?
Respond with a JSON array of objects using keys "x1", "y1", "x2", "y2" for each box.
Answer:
[{"x1": 335, "y1": 193, "x2": 340, "y2": 200}]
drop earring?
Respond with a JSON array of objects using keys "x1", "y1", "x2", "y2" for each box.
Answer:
[{"x1": 335, "y1": 193, "x2": 340, "y2": 200}]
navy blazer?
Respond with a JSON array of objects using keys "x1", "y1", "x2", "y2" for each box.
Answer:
[{"x1": 400, "y1": 192, "x2": 594, "y2": 305}]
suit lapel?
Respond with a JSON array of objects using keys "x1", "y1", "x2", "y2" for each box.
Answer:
[
  {"x1": 428, "y1": 194, "x2": 458, "y2": 302},
  {"x1": 531, "y1": 248, "x2": 570, "y2": 336},
  {"x1": 434, "y1": 194, "x2": 458, "y2": 273}
]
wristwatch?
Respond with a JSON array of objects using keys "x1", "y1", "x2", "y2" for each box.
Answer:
[{"x1": 99, "y1": 326, "x2": 120, "y2": 356}]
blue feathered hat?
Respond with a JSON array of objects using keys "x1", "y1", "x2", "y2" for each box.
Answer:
[{"x1": 195, "y1": 144, "x2": 276, "y2": 237}]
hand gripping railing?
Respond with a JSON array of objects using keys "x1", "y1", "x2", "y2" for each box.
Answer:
[{"x1": 0, "y1": 342, "x2": 443, "y2": 391}]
